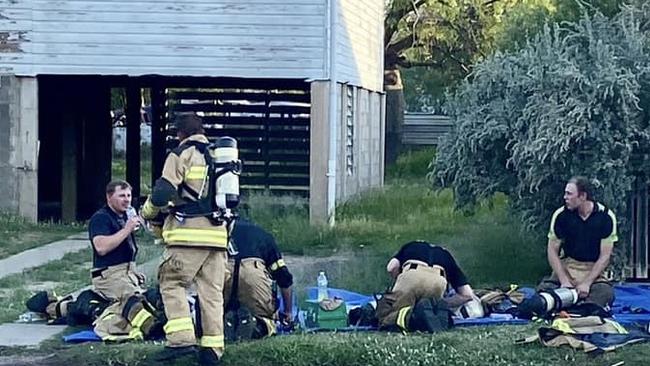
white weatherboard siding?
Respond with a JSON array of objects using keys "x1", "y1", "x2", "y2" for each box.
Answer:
[
  {"x1": 0, "y1": 0, "x2": 327, "y2": 77},
  {"x1": 335, "y1": 0, "x2": 384, "y2": 92}
]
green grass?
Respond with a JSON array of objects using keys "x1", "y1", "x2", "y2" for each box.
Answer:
[
  {"x1": 0, "y1": 214, "x2": 82, "y2": 260},
  {"x1": 385, "y1": 146, "x2": 436, "y2": 181},
  {"x1": 13, "y1": 325, "x2": 650, "y2": 366},
  {"x1": 243, "y1": 184, "x2": 547, "y2": 290}
]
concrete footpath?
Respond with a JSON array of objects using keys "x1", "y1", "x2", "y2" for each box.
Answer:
[{"x1": 0, "y1": 233, "x2": 88, "y2": 279}]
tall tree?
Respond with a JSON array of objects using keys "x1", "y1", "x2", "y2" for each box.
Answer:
[{"x1": 384, "y1": 0, "x2": 526, "y2": 164}]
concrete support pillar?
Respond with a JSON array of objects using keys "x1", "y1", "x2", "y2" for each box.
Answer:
[
  {"x1": 309, "y1": 81, "x2": 330, "y2": 224},
  {"x1": 0, "y1": 75, "x2": 38, "y2": 222}
]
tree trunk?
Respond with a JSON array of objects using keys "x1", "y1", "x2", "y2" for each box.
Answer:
[{"x1": 384, "y1": 68, "x2": 404, "y2": 166}]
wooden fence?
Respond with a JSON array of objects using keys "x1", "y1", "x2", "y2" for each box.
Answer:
[
  {"x1": 629, "y1": 178, "x2": 649, "y2": 280},
  {"x1": 164, "y1": 80, "x2": 311, "y2": 196}
]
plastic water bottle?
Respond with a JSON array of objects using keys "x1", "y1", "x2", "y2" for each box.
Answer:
[
  {"x1": 126, "y1": 206, "x2": 140, "y2": 231},
  {"x1": 317, "y1": 271, "x2": 328, "y2": 301}
]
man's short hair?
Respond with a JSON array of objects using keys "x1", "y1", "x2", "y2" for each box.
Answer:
[
  {"x1": 568, "y1": 176, "x2": 593, "y2": 200},
  {"x1": 106, "y1": 180, "x2": 132, "y2": 196},
  {"x1": 173, "y1": 113, "x2": 204, "y2": 136}
]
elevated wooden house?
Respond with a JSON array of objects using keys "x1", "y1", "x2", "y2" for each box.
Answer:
[{"x1": 0, "y1": 0, "x2": 385, "y2": 224}]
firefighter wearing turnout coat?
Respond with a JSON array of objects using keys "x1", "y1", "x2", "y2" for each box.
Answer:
[
  {"x1": 223, "y1": 219, "x2": 294, "y2": 337},
  {"x1": 141, "y1": 114, "x2": 231, "y2": 365},
  {"x1": 377, "y1": 240, "x2": 479, "y2": 332}
]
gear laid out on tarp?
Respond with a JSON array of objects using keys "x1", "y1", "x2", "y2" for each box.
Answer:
[
  {"x1": 516, "y1": 316, "x2": 650, "y2": 354},
  {"x1": 54, "y1": 284, "x2": 650, "y2": 342}
]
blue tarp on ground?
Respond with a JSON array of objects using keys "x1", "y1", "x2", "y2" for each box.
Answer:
[{"x1": 63, "y1": 284, "x2": 650, "y2": 342}]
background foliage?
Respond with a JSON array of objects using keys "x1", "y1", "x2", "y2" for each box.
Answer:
[
  {"x1": 399, "y1": 0, "x2": 626, "y2": 111},
  {"x1": 432, "y1": 3, "x2": 650, "y2": 273}
]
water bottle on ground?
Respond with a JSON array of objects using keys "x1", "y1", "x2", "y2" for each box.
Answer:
[{"x1": 317, "y1": 271, "x2": 328, "y2": 302}]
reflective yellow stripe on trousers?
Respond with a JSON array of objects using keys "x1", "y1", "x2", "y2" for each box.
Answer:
[
  {"x1": 130, "y1": 309, "x2": 153, "y2": 328},
  {"x1": 164, "y1": 317, "x2": 195, "y2": 335},
  {"x1": 163, "y1": 228, "x2": 228, "y2": 247},
  {"x1": 199, "y1": 335, "x2": 225, "y2": 348},
  {"x1": 396, "y1": 306, "x2": 411, "y2": 330}
]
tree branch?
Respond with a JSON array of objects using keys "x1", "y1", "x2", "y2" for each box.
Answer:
[
  {"x1": 384, "y1": 0, "x2": 427, "y2": 47},
  {"x1": 386, "y1": 35, "x2": 417, "y2": 55}
]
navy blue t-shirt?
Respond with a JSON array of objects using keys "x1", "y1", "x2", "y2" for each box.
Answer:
[
  {"x1": 393, "y1": 241, "x2": 468, "y2": 289},
  {"x1": 88, "y1": 205, "x2": 137, "y2": 268},
  {"x1": 231, "y1": 219, "x2": 290, "y2": 286}
]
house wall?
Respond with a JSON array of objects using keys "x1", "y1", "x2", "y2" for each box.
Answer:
[
  {"x1": 0, "y1": 0, "x2": 327, "y2": 78},
  {"x1": 335, "y1": 84, "x2": 384, "y2": 201},
  {"x1": 335, "y1": 0, "x2": 384, "y2": 92}
]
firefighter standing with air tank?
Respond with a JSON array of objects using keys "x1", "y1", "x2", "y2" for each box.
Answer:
[{"x1": 141, "y1": 113, "x2": 241, "y2": 365}]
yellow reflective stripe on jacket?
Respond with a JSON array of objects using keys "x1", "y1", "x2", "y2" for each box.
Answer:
[
  {"x1": 164, "y1": 317, "x2": 195, "y2": 335},
  {"x1": 396, "y1": 306, "x2": 411, "y2": 330},
  {"x1": 199, "y1": 335, "x2": 225, "y2": 348},
  {"x1": 131, "y1": 309, "x2": 153, "y2": 328},
  {"x1": 185, "y1": 166, "x2": 207, "y2": 180},
  {"x1": 551, "y1": 318, "x2": 576, "y2": 334},
  {"x1": 141, "y1": 197, "x2": 161, "y2": 219},
  {"x1": 163, "y1": 228, "x2": 228, "y2": 247},
  {"x1": 270, "y1": 259, "x2": 286, "y2": 271}
]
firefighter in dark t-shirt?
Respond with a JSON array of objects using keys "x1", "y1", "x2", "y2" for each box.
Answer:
[
  {"x1": 538, "y1": 176, "x2": 618, "y2": 307},
  {"x1": 377, "y1": 240, "x2": 478, "y2": 330},
  {"x1": 223, "y1": 219, "x2": 294, "y2": 336}
]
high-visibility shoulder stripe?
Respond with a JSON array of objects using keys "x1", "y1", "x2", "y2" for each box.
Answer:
[
  {"x1": 603, "y1": 208, "x2": 618, "y2": 244},
  {"x1": 270, "y1": 259, "x2": 286, "y2": 271},
  {"x1": 185, "y1": 166, "x2": 207, "y2": 180},
  {"x1": 547, "y1": 206, "x2": 565, "y2": 240}
]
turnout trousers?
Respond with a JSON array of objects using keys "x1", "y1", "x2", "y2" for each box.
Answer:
[
  {"x1": 158, "y1": 246, "x2": 227, "y2": 358},
  {"x1": 538, "y1": 257, "x2": 614, "y2": 307},
  {"x1": 91, "y1": 262, "x2": 156, "y2": 341},
  {"x1": 377, "y1": 260, "x2": 448, "y2": 329},
  {"x1": 224, "y1": 258, "x2": 277, "y2": 336}
]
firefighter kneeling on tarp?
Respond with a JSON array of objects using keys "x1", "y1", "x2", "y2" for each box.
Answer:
[
  {"x1": 222, "y1": 219, "x2": 294, "y2": 341},
  {"x1": 141, "y1": 113, "x2": 242, "y2": 366},
  {"x1": 376, "y1": 240, "x2": 483, "y2": 333}
]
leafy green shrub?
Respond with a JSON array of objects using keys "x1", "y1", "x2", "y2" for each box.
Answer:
[{"x1": 433, "y1": 4, "x2": 650, "y2": 273}]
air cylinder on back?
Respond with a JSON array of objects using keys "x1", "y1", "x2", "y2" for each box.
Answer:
[{"x1": 211, "y1": 137, "x2": 240, "y2": 209}]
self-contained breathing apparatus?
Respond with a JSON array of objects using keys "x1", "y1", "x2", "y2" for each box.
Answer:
[
  {"x1": 516, "y1": 288, "x2": 579, "y2": 319},
  {"x1": 167, "y1": 136, "x2": 242, "y2": 254}
]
